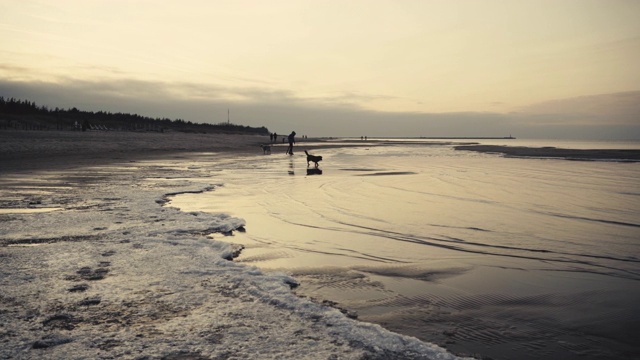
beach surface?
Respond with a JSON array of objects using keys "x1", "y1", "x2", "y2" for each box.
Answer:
[
  {"x1": 454, "y1": 144, "x2": 640, "y2": 161},
  {"x1": 3, "y1": 131, "x2": 639, "y2": 360},
  {"x1": 166, "y1": 138, "x2": 640, "y2": 360},
  {"x1": 0, "y1": 130, "x2": 468, "y2": 360},
  {"x1": 0, "y1": 130, "x2": 268, "y2": 173}
]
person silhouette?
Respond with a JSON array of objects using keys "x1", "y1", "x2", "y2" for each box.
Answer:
[{"x1": 286, "y1": 131, "x2": 296, "y2": 155}]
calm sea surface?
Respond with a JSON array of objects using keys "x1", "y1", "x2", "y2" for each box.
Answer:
[{"x1": 171, "y1": 139, "x2": 640, "y2": 359}]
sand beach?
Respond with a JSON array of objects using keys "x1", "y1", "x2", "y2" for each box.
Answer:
[
  {"x1": 2, "y1": 130, "x2": 639, "y2": 360},
  {"x1": 0, "y1": 130, "x2": 268, "y2": 173},
  {"x1": 4, "y1": 2, "x2": 639, "y2": 358},
  {"x1": 454, "y1": 144, "x2": 640, "y2": 161},
  {"x1": 0, "y1": 130, "x2": 469, "y2": 360}
]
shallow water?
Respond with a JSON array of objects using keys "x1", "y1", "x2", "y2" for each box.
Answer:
[{"x1": 170, "y1": 141, "x2": 640, "y2": 359}]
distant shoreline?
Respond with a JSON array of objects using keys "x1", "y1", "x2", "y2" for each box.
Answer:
[
  {"x1": 420, "y1": 136, "x2": 516, "y2": 140},
  {"x1": 321, "y1": 136, "x2": 516, "y2": 140},
  {"x1": 455, "y1": 144, "x2": 640, "y2": 161},
  {"x1": 4, "y1": 130, "x2": 639, "y2": 176}
]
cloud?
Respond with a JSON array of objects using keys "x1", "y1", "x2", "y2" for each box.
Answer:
[
  {"x1": 0, "y1": 77, "x2": 512, "y2": 135},
  {"x1": 0, "y1": 63, "x2": 32, "y2": 73},
  {"x1": 515, "y1": 91, "x2": 640, "y2": 126},
  {"x1": 1, "y1": 77, "x2": 639, "y2": 139}
]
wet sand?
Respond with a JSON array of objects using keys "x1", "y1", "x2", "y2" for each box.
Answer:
[
  {"x1": 0, "y1": 130, "x2": 268, "y2": 174},
  {"x1": 166, "y1": 141, "x2": 640, "y2": 360},
  {"x1": 454, "y1": 144, "x2": 640, "y2": 161},
  {"x1": 1, "y1": 130, "x2": 465, "y2": 359},
  {"x1": 3, "y1": 130, "x2": 638, "y2": 359}
]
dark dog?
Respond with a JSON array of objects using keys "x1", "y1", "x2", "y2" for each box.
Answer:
[
  {"x1": 260, "y1": 144, "x2": 271, "y2": 154},
  {"x1": 304, "y1": 150, "x2": 322, "y2": 167}
]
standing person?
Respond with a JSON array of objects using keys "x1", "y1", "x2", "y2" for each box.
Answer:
[{"x1": 286, "y1": 131, "x2": 296, "y2": 155}]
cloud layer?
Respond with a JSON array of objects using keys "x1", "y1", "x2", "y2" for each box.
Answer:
[{"x1": 1, "y1": 77, "x2": 639, "y2": 139}]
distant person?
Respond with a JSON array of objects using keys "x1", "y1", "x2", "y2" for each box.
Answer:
[
  {"x1": 273, "y1": 132, "x2": 278, "y2": 143},
  {"x1": 286, "y1": 131, "x2": 296, "y2": 155}
]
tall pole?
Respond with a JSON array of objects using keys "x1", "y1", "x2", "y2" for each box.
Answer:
[{"x1": 227, "y1": 109, "x2": 229, "y2": 124}]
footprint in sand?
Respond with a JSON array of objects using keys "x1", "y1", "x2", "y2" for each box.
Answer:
[
  {"x1": 32, "y1": 335, "x2": 73, "y2": 349},
  {"x1": 42, "y1": 314, "x2": 81, "y2": 330},
  {"x1": 77, "y1": 266, "x2": 109, "y2": 281},
  {"x1": 67, "y1": 284, "x2": 89, "y2": 292},
  {"x1": 65, "y1": 260, "x2": 112, "y2": 282},
  {"x1": 77, "y1": 297, "x2": 101, "y2": 306}
]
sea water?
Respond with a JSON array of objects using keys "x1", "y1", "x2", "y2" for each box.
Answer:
[{"x1": 170, "y1": 139, "x2": 640, "y2": 359}]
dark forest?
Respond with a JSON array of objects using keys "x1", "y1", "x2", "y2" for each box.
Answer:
[{"x1": 0, "y1": 97, "x2": 269, "y2": 135}]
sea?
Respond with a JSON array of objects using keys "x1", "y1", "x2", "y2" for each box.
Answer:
[{"x1": 169, "y1": 138, "x2": 640, "y2": 360}]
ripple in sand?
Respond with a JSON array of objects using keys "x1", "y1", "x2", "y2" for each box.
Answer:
[{"x1": 235, "y1": 250, "x2": 292, "y2": 263}]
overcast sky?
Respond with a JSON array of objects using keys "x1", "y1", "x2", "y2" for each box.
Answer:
[{"x1": 1, "y1": 0, "x2": 639, "y2": 139}]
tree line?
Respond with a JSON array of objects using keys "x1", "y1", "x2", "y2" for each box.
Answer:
[{"x1": 0, "y1": 97, "x2": 269, "y2": 135}]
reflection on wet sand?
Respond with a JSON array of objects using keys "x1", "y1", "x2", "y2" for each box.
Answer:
[
  {"x1": 170, "y1": 143, "x2": 640, "y2": 360},
  {"x1": 455, "y1": 145, "x2": 640, "y2": 161}
]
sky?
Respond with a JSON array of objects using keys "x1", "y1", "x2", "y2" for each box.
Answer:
[{"x1": 1, "y1": 0, "x2": 639, "y2": 139}]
